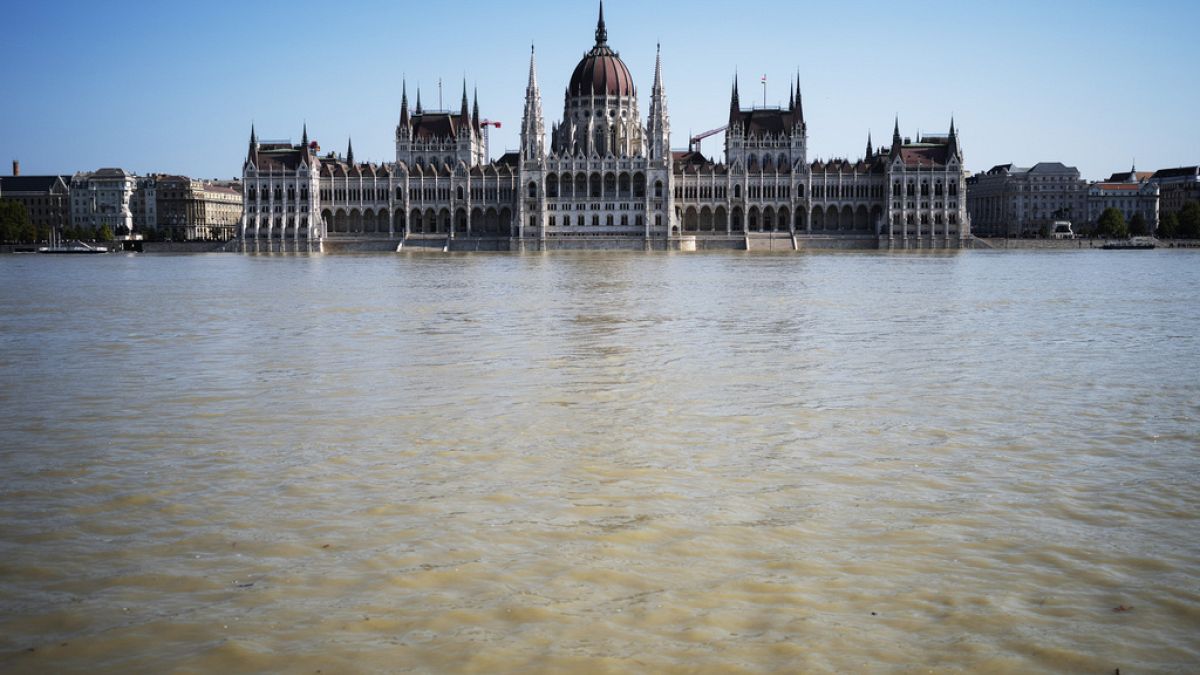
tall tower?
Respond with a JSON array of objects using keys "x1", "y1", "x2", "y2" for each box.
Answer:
[
  {"x1": 646, "y1": 44, "x2": 670, "y2": 161},
  {"x1": 520, "y1": 46, "x2": 545, "y2": 162}
]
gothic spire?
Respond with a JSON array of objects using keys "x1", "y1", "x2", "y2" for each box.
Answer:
[
  {"x1": 415, "y1": 87, "x2": 423, "y2": 115},
  {"x1": 400, "y1": 80, "x2": 410, "y2": 126},
  {"x1": 595, "y1": 1, "x2": 608, "y2": 46},
  {"x1": 460, "y1": 79, "x2": 469, "y2": 119},
  {"x1": 648, "y1": 43, "x2": 670, "y2": 161},
  {"x1": 866, "y1": 132, "x2": 873, "y2": 159},
  {"x1": 730, "y1": 74, "x2": 740, "y2": 112},
  {"x1": 472, "y1": 87, "x2": 480, "y2": 130},
  {"x1": 247, "y1": 123, "x2": 257, "y2": 161},
  {"x1": 301, "y1": 123, "x2": 308, "y2": 148},
  {"x1": 521, "y1": 44, "x2": 545, "y2": 161},
  {"x1": 346, "y1": 137, "x2": 354, "y2": 164},
  {"x1": 891, "y1": 117, "x2": 902, "y2": 156},
  {"x1": 795, "y1": 75, "x2": 804, "y2": 123}
]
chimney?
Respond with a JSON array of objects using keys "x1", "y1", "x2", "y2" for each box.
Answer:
[{"x1": 11, "y1": 160, "x2": 18, "y2": 176}]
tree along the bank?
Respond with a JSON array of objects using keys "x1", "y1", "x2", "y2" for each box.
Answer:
[
  {"x1": 1129, "y1": 212, "x2": 1149, "y2": 237},
  {"x1": 1179, "y1": 201, "x2": 1200, "y2": 239},
  {"x1": 1096, "y1": 207, "x2": 1129, "y2": 239},
  {"x1": 0, "y1": 199, "x2": 35, "y2": 243},
  {"x1": 96, "y1": 224, "x2": 115, "y2": 242},
  {"x1": 1159, "y1": 211, "x2": 1179, "y2": 239}
]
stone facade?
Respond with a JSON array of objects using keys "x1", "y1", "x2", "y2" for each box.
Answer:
[
  {"x1": 240, "y1": 3, "x2": 969, "y2": 251},
  {"x1": 71, "y1": 168, "x2": 138, "y2": 234},
  {"x1": 1086, "y1": 170, "x2": 1159, "y2": 231},
  {"x1": 0, "y1": 174, "x2": 71, "y2": 233},
  {"x1": 1148, "y1": 166, "x2": 1200, "y2": 216},
  {"x1": 152, "y1": 175, "x2": 243, "y2": 240},
  {"x1": 966, "y1": 162, "x2": 1087, "y2": 237}
]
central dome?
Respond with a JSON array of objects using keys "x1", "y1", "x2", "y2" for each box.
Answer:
[{"x1": 566, "y1": 3, "x2": 635, "y2": 97}]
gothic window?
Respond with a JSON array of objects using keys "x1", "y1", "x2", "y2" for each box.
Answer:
[
  {"x1": 457, "y1": 186, "x2": 464, "y2": 200},
  {"x1": 892, "y1": 182, "x2": 901, "y2": 197},
  {"x1": 921, "y1": 182, "x2": 930, "y2": 197},
  {"x1": 906, "y1": 182, "x2": 915, "y2": 197},
  {"x1": 396, "y1": 187, "x2": 404, "y2": 200},
  {"x1": 734, "y1": 184, "x2": 742, "y2": 199},
  {"x1": 527, "y1": 182, "x2": 537, "y2": 199}
]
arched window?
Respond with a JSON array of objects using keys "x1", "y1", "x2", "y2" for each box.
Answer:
[
  {"x1": 734, "y1": 184, "x2": 742, "y2": 199},
  {"x1": 456, "y1": 186, "x2": 464, "y2": 200},
  {"x1": 654, "y1": 180, "x2": 663, "y2": 198},
  {"x1": 527, "y1": 182, "x2": 537, "y2": 199}
]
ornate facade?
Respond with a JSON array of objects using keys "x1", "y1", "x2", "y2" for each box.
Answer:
[{"x1": 240, "y1": 3, "x2": 969, "y2": 251}]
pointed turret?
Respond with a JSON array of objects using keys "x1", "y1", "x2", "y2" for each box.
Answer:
[
  {"x1": 460, "y1": 79, "x2": 469, "y2": 120},
  {"x1": 346, "y1": 137, "x2": 354, "y2": 164},
  {"x1": 399, "y1": 80, "x2": 410, "y2": 127},
  {"x1": 595, "y1": 0, "x2": 608, "y2": 46},
  {"x1": 730, "y1": 74, "x2": 740, "y2": 113},
  {"x1": 866, "y1": 133, "x2": 873, "y2": 159},
  {"x1": 520, "y1": 45, "x2": 545, "y2": 161},
  {"x1": 795, "y1": 75, "x2": 804, "y2": 125},
  {"x1": 471, "y1": 87, "x2": 480, "y2": 130},
  {"x1": 891, "y1": 117, "x2": 902, "y2": 156},
  {"x1": 415, "y1": 88, "x2": 423, "y2": 115},
  {"x1": 788, "y1": 85, "x2": 794, "y2": 111},
  {"x1": 946, "y1": 117, "x2": 961, "y2": 161},
  {"x1": 648, "y1": 42, "x2": 670, "y2": 161},
  {"x1": 301, "y1": 123, "x2": 308, "y2": 148}
]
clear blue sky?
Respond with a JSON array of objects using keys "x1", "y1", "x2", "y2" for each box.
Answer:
[{"x1": 2, "y1": 0, "x2": 1196, "y2": 181}]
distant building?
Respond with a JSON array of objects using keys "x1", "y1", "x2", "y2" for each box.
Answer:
[
  {"x1": 70, "y1": 168, "x2": 138, "y2": 234},
  {"x1": 153, "y1": 175, "x2": 244, "y2": 239},
  {"x1": 241, "y1": 4, "x2": 969, "y2": 250},
  {"x1": 0, "y1": 173, "x2": 72, "y2": 234},
  {"x1": 966, "y1": 162, "x2": 1087, "y2": 237},
  {"x1": 1148, "y1": 166, "x2": 1200, "y2": 216},
  {"x1": 1086, "y1": 168, "x2": 1158, "y2": 231}
]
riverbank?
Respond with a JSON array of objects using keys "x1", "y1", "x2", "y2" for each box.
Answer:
[{"x1": 973, "y1": 237, "x2": 1200, "y2": 249}]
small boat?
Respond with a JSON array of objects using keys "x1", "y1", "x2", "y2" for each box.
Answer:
[{"x1": 38, "y1": 240, "x2": 109, "y2": 254}]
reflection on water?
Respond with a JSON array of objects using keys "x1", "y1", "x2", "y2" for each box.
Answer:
[{"x1": 1, "y1": 250, "x2": 1198, "y2": 672}]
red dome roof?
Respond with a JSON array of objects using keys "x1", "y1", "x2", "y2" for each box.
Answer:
[
  {"x1": 566, "y1": 3, "x2": 635, "y2": 97},
  {"x1": 568, "y1": 47, "x2": 634, "y2": 97}
]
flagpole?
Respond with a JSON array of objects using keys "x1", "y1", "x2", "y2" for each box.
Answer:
[{"x1": 762, "y1": 75, "x2": 766, "y2": 108}]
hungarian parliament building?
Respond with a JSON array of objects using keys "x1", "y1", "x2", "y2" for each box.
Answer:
[{"x1": 240, "y1": 4, "x2": 969, "y2": 251}]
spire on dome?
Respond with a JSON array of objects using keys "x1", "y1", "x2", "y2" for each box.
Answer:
[{"x1": 595, "y1": 1, "x2": 608, "y2": 46}]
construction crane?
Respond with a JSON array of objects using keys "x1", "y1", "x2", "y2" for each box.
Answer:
[
  {"x1": 479, "y1": 119, "x2": 502, "y2": 161},
  {"x1": 689, "y1": 125, "x2": 727, "y2": 153}
]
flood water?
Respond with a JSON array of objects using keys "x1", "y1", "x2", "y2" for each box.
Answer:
[{"x1": 1, "y1": 250, "x2": 1198, "y2": 673}]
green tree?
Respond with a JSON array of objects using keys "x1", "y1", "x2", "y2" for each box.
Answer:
[
  {"x1": 1179, "y1": 201, "x2": 1200, "y2": 239},
  {"x1": 0, "y1": 199, "x2": 32, "y2": 242},
  {"x1": 96, "y1": 224, "x2": 114, "y2": 242},
  {"x1": 1129, "y1": 212, "x2": 1148, "y2": 237},
  {"x1": 1096, "y1": 207, "x2": 1128, "y2": 239},
  {"x1": 1159, "y1": 211, "x2": 1179, "y2": 239}
]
